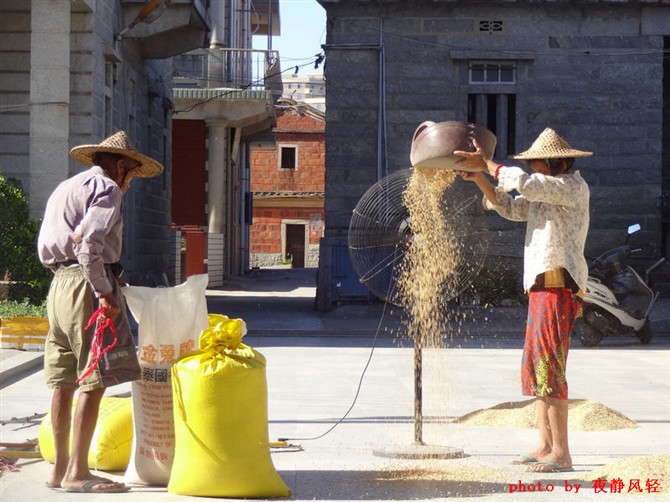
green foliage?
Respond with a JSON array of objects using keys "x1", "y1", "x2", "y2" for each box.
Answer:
[
  {"x1": 0, "y1": 299, "x2": 47, "y2": 319},
  {"x1": 0, "y1": 176, "x2": 52, "y2": 304}
]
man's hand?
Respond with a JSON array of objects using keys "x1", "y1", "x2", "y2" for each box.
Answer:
[
  {"x1": 120, "y1": 169, "x2": 139, "y2": 193},
  {"x1": 99, "y1": 292, "x2": 120, "y2": 322}
]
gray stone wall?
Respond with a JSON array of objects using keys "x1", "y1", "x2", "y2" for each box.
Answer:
[
  {"x1": 317, "y1": 0, "x2": 668, "y2": 307},
  {"x1": 0, "y1": 0, "x2": 174, "y2": 287},
  {"x1": 70, "y1": 6, "x2": 174, "y2": 286},
  {"x1": 0, "y1": 3, "x2": 31, "y2": 192}
]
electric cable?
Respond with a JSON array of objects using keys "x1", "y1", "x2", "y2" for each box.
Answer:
[
  {"x1": 173, "y1": 55, "x2": 324, "y2": 114},
  {"x1": 276, "y1": 249, "x2": 401, "y2": 443}
]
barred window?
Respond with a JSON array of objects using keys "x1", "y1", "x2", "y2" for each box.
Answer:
[
  {"x1": 469, "y1": 62, "x2": 516, "y2": 84},
  {"x1": 468, "y1": 93, "x2": 516, "y2": 157}
]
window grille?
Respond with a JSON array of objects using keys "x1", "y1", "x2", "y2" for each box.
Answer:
[
  {"x1": 469, "y1": 62, "x2": 516, "y2": 84},
  {"x1": 479, "y1": 20, "x2": 503, "y2": 33},
  {"x1": 468, "y1": 93, "x2": 516, "y2": 157}
]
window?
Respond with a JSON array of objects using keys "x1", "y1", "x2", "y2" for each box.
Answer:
[
  {"x1": 103, "y1": 61, "x2": 115, "y2": 136},
  {"x1": 479, "y1": 20, "x2": 504, "y2": 34},
  {"x1": 468, "y1": 94, "x2": 516, "y2": 158},
  {"x1": 279, "y1": 145, "x2": 297, "y2": 169},
  {"x1": 469, "y1": 62, "x2": 516, "y2": 84},
  {"x1": 466, "y1": 60, "x2": 518, "y2": 157},
  {"x1": 104, "y1": 96, "x2": 113, "y2": 137}
]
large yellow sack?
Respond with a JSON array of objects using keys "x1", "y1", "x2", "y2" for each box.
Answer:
[
  {"x1": 167, "y1": 314, "x2": 290, "y2": 498},
  {"x1": 38, "y1": 397, "x2": 132, "y2": 471}
]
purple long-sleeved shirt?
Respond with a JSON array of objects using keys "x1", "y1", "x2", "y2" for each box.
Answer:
[{"x1": 37, "y1": 166, "x2": 123, "y2": 296}]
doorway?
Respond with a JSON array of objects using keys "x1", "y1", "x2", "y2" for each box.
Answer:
[{"x1": 285, "y1": 223, "x2": 306, "y2": 268}]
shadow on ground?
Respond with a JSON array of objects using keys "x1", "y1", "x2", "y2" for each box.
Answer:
[{"x1": 279, "y1": 469, "x2": 509, "y2": 499}]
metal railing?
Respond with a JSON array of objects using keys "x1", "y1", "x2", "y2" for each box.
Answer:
[{"x1": 173, "y1": 48, "x2": 281, "y2": 95}]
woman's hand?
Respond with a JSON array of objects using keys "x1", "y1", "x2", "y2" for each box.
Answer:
[
  {"x1": 456, "y1": 170, "x2": 485, "y2": 182},
  {"x1": 454, "y1": 139, "x2": 489, "y2": 172}
]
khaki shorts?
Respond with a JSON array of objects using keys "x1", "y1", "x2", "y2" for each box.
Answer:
[{"x1": 44, "y1": 266, "x2": 104, "y2": 391}]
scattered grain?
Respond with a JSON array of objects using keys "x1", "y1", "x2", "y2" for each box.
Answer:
[{"x1": 580, "y1": 454, "x2": 669, "y2": 495}]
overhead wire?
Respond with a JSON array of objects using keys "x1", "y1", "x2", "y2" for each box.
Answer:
[{"x1": 173, "y1": 53, "x2": 324, "y2": 114}]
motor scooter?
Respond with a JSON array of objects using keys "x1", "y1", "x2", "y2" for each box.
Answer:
[{"x1": 573, "y1": 223, "x2": 665, "y2": 347}]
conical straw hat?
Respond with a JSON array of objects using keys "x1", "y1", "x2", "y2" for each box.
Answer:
[
  {"x1": 509, "y1": 128, "x2": 593, "y2": 160},
  {"x1": 70, "y1": 131, "x2": 164, "y2": 178}
]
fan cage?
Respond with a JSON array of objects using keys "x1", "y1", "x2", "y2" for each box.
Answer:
[{"x1": 348, "y1": 169, "x2": 488, "y2": 306}]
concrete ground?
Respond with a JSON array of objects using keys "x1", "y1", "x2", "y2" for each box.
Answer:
[{"x1": 1, "y1": 268, "x2": 669, "y2": 501}]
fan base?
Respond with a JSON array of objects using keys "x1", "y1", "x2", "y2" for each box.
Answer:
[{"x1": 372, "y1": 443, "x2": 465, "y2": 459}]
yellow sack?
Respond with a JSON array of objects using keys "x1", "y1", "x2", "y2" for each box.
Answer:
[
  {"x1": 38, "y1": 397, "x2": 132, "y2": 471},
  {"x1": 167, "y1": 314, "x2": 291, "y2": 498}
]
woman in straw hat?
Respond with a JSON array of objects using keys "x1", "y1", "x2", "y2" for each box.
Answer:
[
  {"x1": 455, "y1": 127, "x2": 592, "y2": 474},
  {"x1": 37, "y1": 131, "x2": 163, "y2": 493}
]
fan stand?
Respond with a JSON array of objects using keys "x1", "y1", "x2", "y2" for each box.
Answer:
[
  {"x1": 372, "y1": 330, "x2": 465, "y2": 460},
  {"x1": 348, "y1": 169, "x2": 480, "y2": 460}
]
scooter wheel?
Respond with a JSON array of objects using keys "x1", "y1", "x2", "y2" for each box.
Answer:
[
  {"x1": 574, "y1": 317, "x2": 603, "y2": 347},
  {"x1": 636, "y1": 321, "x2": 652, "y2": 344}
]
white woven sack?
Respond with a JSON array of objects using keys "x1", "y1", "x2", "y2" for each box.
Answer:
[{"x1": 121, "y1": 274, "x2": 209, "y2": 486}]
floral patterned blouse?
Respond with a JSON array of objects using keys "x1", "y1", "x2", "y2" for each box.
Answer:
[{"x1": 483, "y1": 166, "x2": 590, "y2": 293}]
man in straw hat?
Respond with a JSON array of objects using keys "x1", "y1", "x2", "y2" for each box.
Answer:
[
  {"x1": 455, "y1": 127, "x2": 592, "y2": 474},
  {"x1": 37, "y1": 131, "x2": 163, "y2": 493}
]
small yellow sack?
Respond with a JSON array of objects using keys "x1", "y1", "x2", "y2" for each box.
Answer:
[
  {"x1": 167, "y1": 314, "x2": 290, "y2": 498},
  {"x1": 38, "y1": 397, "x2": 132, "y2": 471}
]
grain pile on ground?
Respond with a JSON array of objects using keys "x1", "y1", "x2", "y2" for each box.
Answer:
[
  {"x1": 579, "y1": 454, "x2": 669, "y2": 495},
  {"x1": 568, "y1": 400, "x2": 638, "y2": 431},
  {"x1": 397, "y1": 167, "x2": 460, "y2": 348},
  {"x1": 454, "y1": 399, "x2": 537, "y2": 428},
  {"x1": 454, "y1": 399, "x2": 638, "y2": 431}
]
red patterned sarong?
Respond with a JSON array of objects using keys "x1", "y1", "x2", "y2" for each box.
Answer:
[{"x1": 521, "y1": 288, "x2": 582, "y2": 400}]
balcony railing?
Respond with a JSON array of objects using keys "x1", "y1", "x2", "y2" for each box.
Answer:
[{"x1": 173, "y1": 48, "x2": 282, "y2": 99}]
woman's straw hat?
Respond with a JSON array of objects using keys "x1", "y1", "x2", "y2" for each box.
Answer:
[
  {"x1": 510, "y1": 128, "x2": 593, "y2": 160},
  {"x1": 70, "y1": 131, "x2": 164, "y2": 178}
]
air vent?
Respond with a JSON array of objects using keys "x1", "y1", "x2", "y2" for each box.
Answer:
[{"x1": 479, "y1": 20, "x2": 503, "y2": 33}]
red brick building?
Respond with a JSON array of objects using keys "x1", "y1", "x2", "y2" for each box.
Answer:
[{"x1": 249, "y1": 100, "x2": 325, "y2": 268}]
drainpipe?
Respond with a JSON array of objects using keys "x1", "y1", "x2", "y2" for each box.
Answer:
[{"x1": 268, "y1": 0, "x2": 273, "y2": 51}]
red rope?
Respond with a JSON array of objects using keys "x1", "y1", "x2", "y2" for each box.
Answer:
[{"x1": 76, "y1": 307, "x2": 118, "y2": 384}]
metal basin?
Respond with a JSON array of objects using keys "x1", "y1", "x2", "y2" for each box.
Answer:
[{"x1": 409, "y1": 121, "x2": 497, "y2": 171}]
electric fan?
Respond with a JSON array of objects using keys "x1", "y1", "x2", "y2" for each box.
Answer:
[
  {"x1": 348, "y1": 168, "x2": 488, "y2": 307},
  {"x1": 348, "y1": 167, "x2": 488, "y2": 458}
]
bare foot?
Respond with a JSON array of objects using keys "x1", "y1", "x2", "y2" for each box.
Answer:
[
  {"x1": 46, "y1": 468, "x2": 66, "y2": 489},
  {"x1": 527, "y1": 459, "x2": 573, "y2": 473},
  {"x1": 511, "y1": 453, "x2": 539, "y2": 465},
  {"x1": 61, "y1": 476, "x2": 129, "y2": 493},
  {"x1": 511, "y1": 446, "x2": 551, "y2": 465}
]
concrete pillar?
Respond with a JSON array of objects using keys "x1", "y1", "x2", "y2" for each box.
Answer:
[
  {"x1": 29, "y1": 0, "x2": 70, "y2": 218},
  {"x1": 206, "y1": 0, "x2": 225, "y2": 87},
  {"x1": 208, "y1": 0, "x2": 225, "y2": 47},
  {"x1": 207, "y1": 122, "x2": 228, "y2": 234}
]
